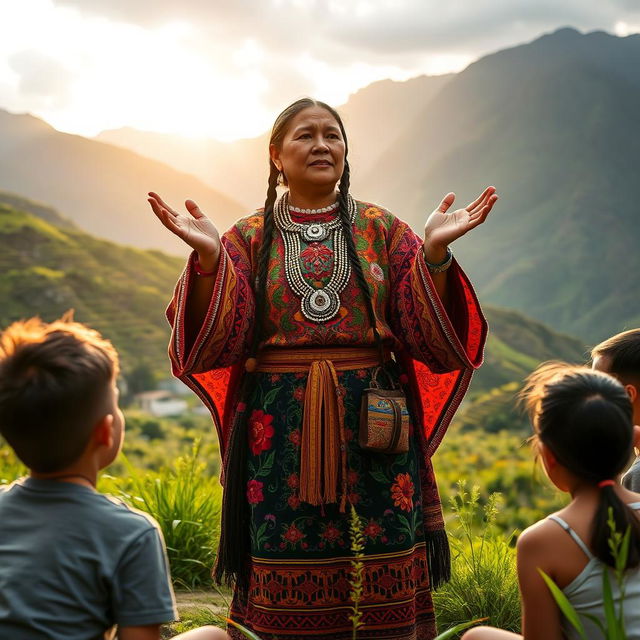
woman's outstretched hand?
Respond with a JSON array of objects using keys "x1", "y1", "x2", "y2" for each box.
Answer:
[
  {"x1": 147, "y1": 192, "x2": 221, "y2": 269},
  {"x1": 423, "y1": 186, "x2": 498, "y2": 259}
]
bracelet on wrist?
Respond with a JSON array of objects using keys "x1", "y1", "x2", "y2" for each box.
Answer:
[
  {"x1": 425, "y1": 247, "x2": 453, "y2": 274},
  {"x1": 193, "y1": 253, "x2": 217, "y2": 277}
]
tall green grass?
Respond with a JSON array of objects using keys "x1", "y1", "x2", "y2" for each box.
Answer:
[
  {"x1": 101, "y1": 443, "x2": 222, "y2": 590},
  {"x1": 434, "y1": 481, "x2": 521, "y2": 636}
]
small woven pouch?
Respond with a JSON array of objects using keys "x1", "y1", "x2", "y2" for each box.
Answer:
[{"x1": 359, "y1": 366, "x2": 409, "y2": 454}]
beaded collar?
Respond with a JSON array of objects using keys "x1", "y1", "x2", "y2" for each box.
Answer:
[
  {"x1": 288, "y1": 202, "x2": 339, "y2": 215},
  {"x1": 274, "y1": 192, "x2": 356, "y2": 322}
]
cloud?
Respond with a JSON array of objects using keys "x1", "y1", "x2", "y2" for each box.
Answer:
[
  {"x1": 8, "y1": 50, "x2": 73, "y2": 107},
  {"x1": 4, "y1": 0, "x2": 639, "y2": 139}
]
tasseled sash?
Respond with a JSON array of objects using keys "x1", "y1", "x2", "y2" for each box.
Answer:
[{"x1": 256, "y1": 347, "x2": 385, "y2": 513}]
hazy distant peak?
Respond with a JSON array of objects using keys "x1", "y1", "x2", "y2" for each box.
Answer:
[{"x1": 0, "y1": 108, "x2": 54, "y2": 133}]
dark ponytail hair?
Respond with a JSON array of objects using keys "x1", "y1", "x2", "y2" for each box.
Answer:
[{"x1": 522, "y1": 363, "x2": 640, "y2": 568}]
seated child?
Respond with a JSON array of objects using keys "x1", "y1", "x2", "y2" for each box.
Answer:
[
  {"x1": 461, "y1": 363, "x2": 640, "y2": 640},
  {"x1": 0, "y1": 318, "x2": 228, "y2": 640},
  {"x1": 592, "y1": 328, "x2": 640, "y2": 491}
]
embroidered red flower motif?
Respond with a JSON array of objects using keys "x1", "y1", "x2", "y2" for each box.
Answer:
[
  {"x1": 248, "y1": 410, "x2": 275, "y2": 455},
  {"x1": 321, "y1": 522, "x2": 342, "y2": 544},
  {"x1": 287, "y1": 473, "x2": 299, "y2": 489},
  {"x1": 300, "y1": 242, "x2": 334, "y2": 278},
  {"x1": 287, "y1": 494, "x2": 301, "y2": 510},
  {"x1": 348, "y1": 492, "x2": 360, "y2": 505},
  {"x1": 289, "y1": 429, "x2": 301, "y2": 447},
  {"x1": 347, "y1": 470, "x2": 359, "y2": 486},
  {"x1": 293, "y1": 387, "x2": 305, "y2": 402},
  {"x1": 356, "y1": 369, "x2": 368, "y2": 379},
  {"x1": 283, "y1": 523, "x2": 305, "y2": 545},
  {"x1": 270, "y1": 373, "x2": 281, "y2": 383},
  {"x1": 391, "y1": 473, "x2": 414, "y2": 512},
  {"x1": 246, "y1": 479, "x2": 264, "y2": 505},
  {"x1": 363, "y1": 519, "x2": 383, "y2": 539}
]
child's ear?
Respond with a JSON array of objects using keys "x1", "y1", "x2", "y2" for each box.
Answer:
[
  {"x1": 624, "y1": 383, "x2": 638, "y2": 403},
  {"x1": 93, "y1": 414, "x2": 114, "y2": 449},
  {"x1": 540, "y1": 442, "x2": 558, "y2": 470}
]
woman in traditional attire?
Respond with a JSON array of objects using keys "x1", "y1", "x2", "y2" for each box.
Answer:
[{"x1": 148, "y1": 98, "x2": 496, "y2": 640}]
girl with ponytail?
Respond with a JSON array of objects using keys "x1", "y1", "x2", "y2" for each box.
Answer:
[
  {"x1": 463, "y1": 364, "x2": 640, "y2": 640},
  {"x1": 149, "y1": 98, "x2": 495, "y2": 639}
]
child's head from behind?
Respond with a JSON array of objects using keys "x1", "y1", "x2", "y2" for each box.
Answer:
[
  {"x1": 591, "y1": 328, "x2": 640, "y2": 425},
  {"x1": 522, "y1": 363, "x2": 633, "y2": 485},
  {"x1": 0, "y1": 317, "x2": 121, "y2": 473},
  {"x1": 522, "y1": 362, "x2": 640, "y2": 568}
]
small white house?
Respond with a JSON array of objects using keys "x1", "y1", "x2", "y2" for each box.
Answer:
[{"x1": 135, "y1": 391, "x2": 188, "y2": 417}]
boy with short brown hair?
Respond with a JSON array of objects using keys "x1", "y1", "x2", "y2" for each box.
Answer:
[{"x1": 0, "y1": 317, "x2": 227, "y2": 640}]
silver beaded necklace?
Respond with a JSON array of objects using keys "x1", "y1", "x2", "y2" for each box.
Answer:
[{"x1": 274, "y1": 192, "x2": 356, "y2": 323}]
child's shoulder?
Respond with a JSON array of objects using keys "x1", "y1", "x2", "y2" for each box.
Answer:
[
  {"x1": 517, "y1": 516, "x2": 562, "y2": 550},
  {"x1": 91, "y1": 491, "x2": 162, "y2": 537}
]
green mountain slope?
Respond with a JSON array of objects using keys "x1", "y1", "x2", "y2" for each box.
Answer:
[
  {"x1": 0, "y1": 190, "x2": 76, "y2": 230},
  {"x1": 0, "y1": 204, "x2": 184, "y2": 377},
  {"x1": 359, "y1": 28, "x2": 640, "y2": 342}
]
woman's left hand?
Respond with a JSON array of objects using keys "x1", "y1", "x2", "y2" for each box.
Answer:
[{"x1": 423, "y1": 186, "x2": 498, "y2": 255}]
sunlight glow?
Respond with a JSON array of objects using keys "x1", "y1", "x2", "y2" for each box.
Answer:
[
  {"x1": 614, "y1": 21, "x2": 640, "y2": 37},
  {"x1": 0, "y1": 0, "x2": 471, "y2": 141}
]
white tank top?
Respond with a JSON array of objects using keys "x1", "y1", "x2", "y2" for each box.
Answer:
[{"x1": 548, "y1": 503, "x2": 640, "y2": 640}]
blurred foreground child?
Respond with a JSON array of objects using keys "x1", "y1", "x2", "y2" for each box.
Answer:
[
  {"x1": 0, "y1": 317, "x2": 228, "y2": 640},
  {"x1": 462, "y1": 363, "x2": 640, "y2": 640},
  {"x1": 592, "y1": 328, "x2": 640, "y2": 491}
]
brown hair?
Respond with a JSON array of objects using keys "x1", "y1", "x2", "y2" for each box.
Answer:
[
  {"x1": 592, "y1": 329, "x2": 640, "y2": 384},
  {"x1": 521, "y1": 362, "x2": 640, "y2": 568},
  {"x1": 0, "y1": 316, "x2": 119, "y2": 472}
]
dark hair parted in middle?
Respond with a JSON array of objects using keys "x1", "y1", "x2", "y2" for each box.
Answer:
[{"x1": 521, "y1": 362, "x2": 640, "y2": 568}]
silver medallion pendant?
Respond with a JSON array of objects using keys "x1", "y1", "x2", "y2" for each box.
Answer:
[
  {"x1": 274, "y1": 192, "x2": 357, "y2": 324},
  {"x1": 302, "y1": 224, "x2": 329, "y2": 242},
  {"x1": 302, "y1": 288, "x2": 340, "y2": 322}
]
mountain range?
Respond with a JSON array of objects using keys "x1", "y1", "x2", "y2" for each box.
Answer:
[
  {"x1": 1, "y1": 27, "x2": 637, "y2": 343},
  {"x1": 93, "y1": 28, "x2": 640, "y2": 343},
  {"x1": 0, "y1": 110, "x2": 245, "y2": 255}
]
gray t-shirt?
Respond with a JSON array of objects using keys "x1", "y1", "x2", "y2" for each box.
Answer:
[{"x1": 0, "y1": 477, "x2": 178, "y2": 639}]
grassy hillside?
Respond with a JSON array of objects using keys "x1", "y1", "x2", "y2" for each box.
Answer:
[{"x1": 0, "y1": 203, "x2": 184, "y2": 378}]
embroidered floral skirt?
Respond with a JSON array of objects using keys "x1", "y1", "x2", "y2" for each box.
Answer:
[{"x1": 228, "y1": 363, "x2": 437, "y2": 640}]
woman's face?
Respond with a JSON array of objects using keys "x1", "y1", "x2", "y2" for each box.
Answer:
[{"x1": 270, "y1": 106, "x2": 346, "y2": 197}]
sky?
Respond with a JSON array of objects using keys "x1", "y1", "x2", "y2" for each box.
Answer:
[{"x1": 1, "y1": 0, "x2": 640, "y2": 141}]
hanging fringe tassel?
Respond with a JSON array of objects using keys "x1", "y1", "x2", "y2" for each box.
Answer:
[
  {"x1": 212, "y1": 382, "x2": 251, "y2": 593},
  {"x1": 300, "y1": 360, "x2": 342, "y2": 508},
  {"x1": 425, "y1": 528, "x2": 451, "y2": 590}
]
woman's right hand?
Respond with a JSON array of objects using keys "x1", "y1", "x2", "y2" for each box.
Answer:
[{"x1": 147, "y1": 192, "x2": 221, "y2": 269}]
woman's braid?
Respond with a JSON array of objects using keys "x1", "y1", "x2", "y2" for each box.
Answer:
[
  {"x1": 248, "y1": 164, "x2": 279, "y2": 358},
  {"x1": 338, "y1": 161, "x2": 381, "y2": 345}
]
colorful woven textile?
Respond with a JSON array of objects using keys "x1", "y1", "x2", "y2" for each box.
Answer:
[
  {"x1": 166, "y1": 199, "x2": 487, "y2": 639},
  {"x1": 229, "y1": 363, "x2": 435, "y2": 639}
]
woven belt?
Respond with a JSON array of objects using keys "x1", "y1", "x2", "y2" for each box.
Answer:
[{"x1": 254, "y1": 347, "x2": 387, "y2": 512}]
